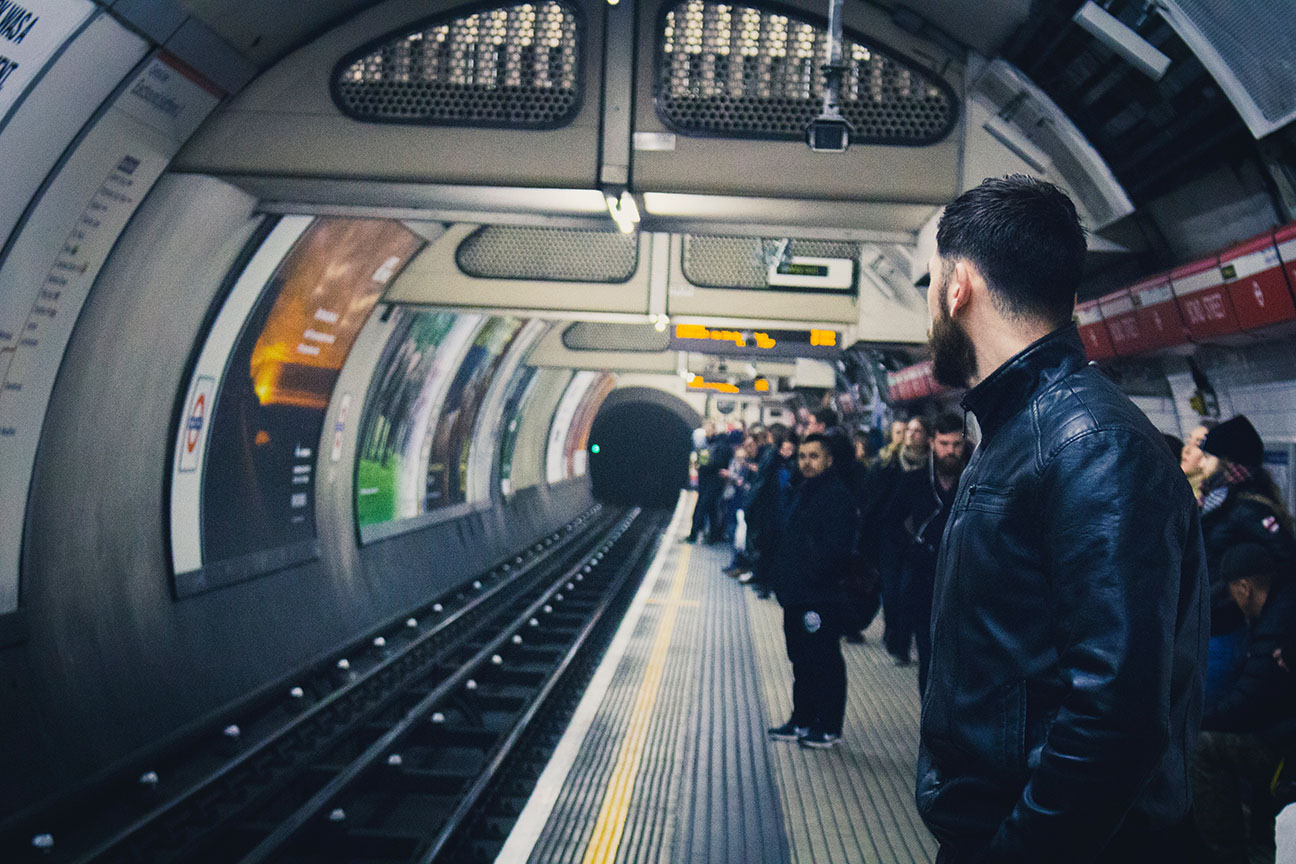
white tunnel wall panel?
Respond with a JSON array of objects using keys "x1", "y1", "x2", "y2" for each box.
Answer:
[
  {"x1": 172, "y1": 216, "x2": 425, "y2": 596},
  {"x1": 632, "y1": 0, "x2": 963, "y2": 204},
  {"x1": 172, "y1": 0, "x2": 605, "y2": 188},
  {"x1": 513, "y1": 367, "x2": 572, "y2": 492},
  {"x1": 546, "y1": 369, "x2": 596, "y2": 484},
  {"x1": 0, "y1": 8, "x2": 137, "y2": 254},
  {"x1": 0, "y1": 44, "x2": 221, "y2": 613},
  {"x1": 564, "y1": 371, "x2": 615, "y2": 478}
]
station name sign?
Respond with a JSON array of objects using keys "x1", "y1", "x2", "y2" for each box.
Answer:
[{"x1": 671, "y1": 323, "x2": 840, "y2": 358}]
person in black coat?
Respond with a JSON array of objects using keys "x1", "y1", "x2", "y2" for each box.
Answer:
[
  {"x1": 766, "y1": 434, "x2": 856, "y2": 749},
  {"x1": 883, "y1": 411, "x2": 968, "y2": 694},
  {"x1": 685, "y1": 423, "x2": 734, "y2": 543},
  {"x1": 1192, "y1": 543, "x2": 1296, "y2": 863},
  {"x1": 1196, "y1": 415, "x2": 1296, "y2": 705},
  {"x1": 917, "y1": 176, "x2": 1206, "y2": 863},
  {"x1": 866, "y1": 415, "x2": 931, "y2": 664},
  {"x1": 743, "y1": 424, "x2": 795, "y2": 596},
  {"x1": 1199, "y1": 416, "x2": 1295, "y2": 621}
]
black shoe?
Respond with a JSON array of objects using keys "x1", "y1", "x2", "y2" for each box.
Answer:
[
  {"x1": 798, "y1": 729, "x2": 842, "y2": 749},
  {"x1": 767, "y1": 721, "x2": 809, "y2": 741},
  {"x1": 755, "y1": 588, "x2": 772, "y2": 599},
  {"x1": 681, "y1": 535, "x2": 698, "y2": 544},
  {"x1": 892, "y1": 655, "x2": 913, "y2": 667},
  {"x1": 844, "y1": 631, "x2": 865, "y2": 644}
]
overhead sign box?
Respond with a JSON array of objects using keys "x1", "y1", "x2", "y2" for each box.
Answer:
[
  {"x1": 1226, "y1": 226, "x2": 1296, "y2": 332},
  {"x1": 1075, "y1": 298, "x2": 1115, "y2": 360},
  {"x1": 766, "y1": 256, "x2": 855, "y2": 291},
  {"x1": 1171, "y1": 256, "x2": 1241, "y2": 340},
  {"x1": 1097, "y1": 290, "x2": 1142, "y2": 356},
  {"x1": 670, "y1": 323, "x2": 841, "y2": 359},
  {"x1": 1127, "y1": 273, "x2": 1188, "y2": 350}
]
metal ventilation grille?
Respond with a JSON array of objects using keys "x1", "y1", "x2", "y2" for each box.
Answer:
[
  {"x1": 562, "y1": 322, "x2": 671, "y2": 352},
  {"x1": 1162, "y1": 0, "x2": 1296, "y2": 138},
  {"x1": 333, "y1": 3, "x2": 582, "y2": 127},
  {"x1": 457, "y1": 226, "x2": 638, "y2": 282},
  {"x1": 682, "y1": 235, "x2": 859, "y2": 289},
  {"x1": 657, "y1": 2, "x2": 956, "y2": 142}
]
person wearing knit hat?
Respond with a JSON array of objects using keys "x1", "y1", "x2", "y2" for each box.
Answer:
[
  {"x1": 1202, "y1": 414, "x2": 1264, "y2": 468},
  {"x1": 1197, "y1": 415, "x2": 1296, "y2": 710}
]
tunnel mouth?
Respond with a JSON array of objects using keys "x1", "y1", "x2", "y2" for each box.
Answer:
[{"x1": 589, "y1": 397, "x2": 695, "y2": 509}]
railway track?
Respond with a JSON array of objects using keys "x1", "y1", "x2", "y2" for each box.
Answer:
[{"x1": 8, "y1": 504, "x2": 670, "y2": 863}]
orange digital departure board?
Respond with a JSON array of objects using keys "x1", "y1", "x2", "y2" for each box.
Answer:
[{"x1": 671, "y1": 324, "x2": 839, "y2": 358}]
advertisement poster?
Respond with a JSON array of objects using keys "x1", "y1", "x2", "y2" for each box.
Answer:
[
  {"x1": 197, "y1": 218, "x2": 423, "y2": 583},
  {"x1": 354, "y1": 309, "x2": 459, "y2": 527},
  {"x1": 497, "y1": 365, "x2": 538, "y2": 496},
  {"x1": 424, "y1": 316, "x2": 522, "y2": 511}
]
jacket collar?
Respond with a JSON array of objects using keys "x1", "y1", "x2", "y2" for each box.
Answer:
[{"x1": 960, "y1": 323, "x2": 1088, "y2": 444}]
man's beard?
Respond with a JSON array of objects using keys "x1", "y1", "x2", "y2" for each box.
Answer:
[
  {"x1": 936, "y1": 454, "x2": 964, "y2": 477},
  {"x1": 929, "y1": 288, "x2": 977, "y2": 389}
]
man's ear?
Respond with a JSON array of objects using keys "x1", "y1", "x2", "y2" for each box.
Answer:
[{"x1": 949, "y1": 260, "x2": 977, "y2": 317}]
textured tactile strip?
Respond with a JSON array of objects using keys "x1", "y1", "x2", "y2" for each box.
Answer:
[
  {"x1": 526, "y1": 539, "x2": 791, "y2": 863},
  {"x1": 746, "y1": 589, "x2": 939, "y2": 864},
  {"x1": 667, "y1": 544, "x2": 788, "y2": 864}
]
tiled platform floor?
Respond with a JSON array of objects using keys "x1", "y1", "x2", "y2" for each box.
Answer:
[{"x1": 499, "y1": 498, "x2": 937, "y2": 864}]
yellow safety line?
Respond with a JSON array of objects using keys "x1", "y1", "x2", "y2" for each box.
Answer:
[{"x1": 581, "y1": 545, "x2": 692, "y2": 864}]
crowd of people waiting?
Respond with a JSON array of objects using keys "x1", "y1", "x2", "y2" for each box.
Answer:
[
  {"x1": 684, "y1": 407, "x2": 971, "y2": 748},
  {"x1": 686, "y1": 407, "x2": 1296, "y2": 862}
]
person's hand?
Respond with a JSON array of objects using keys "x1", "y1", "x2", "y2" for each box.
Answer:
[{"x1": 1275, "y1": 648, "x2": 1289, "y2": 672}]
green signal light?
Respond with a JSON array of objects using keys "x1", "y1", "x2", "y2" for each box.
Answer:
[{"x1": 591, "y1": 444, "x2": 601, "y2": 454}]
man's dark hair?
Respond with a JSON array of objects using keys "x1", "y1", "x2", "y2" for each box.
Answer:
[
  {"x1": 813, "y1": 408, "x2": 839, "y2": 428},
  {"x1": 802, "y1": 432, "x2": 832, "y2": 450},
  {"x1": 768, "y1": 423, "x2": 790, "y2": 447},
  {"x1": 936, "y1": 174, "x2": 1087, "y2": 327},
  {"x1": 932, "y1": 412, "x2": 963, "y2": 436}
]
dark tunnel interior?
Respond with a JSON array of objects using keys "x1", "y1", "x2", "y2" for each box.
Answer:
[{"x1": 589, "y1": 402, "x2": 692, "y2": 508}]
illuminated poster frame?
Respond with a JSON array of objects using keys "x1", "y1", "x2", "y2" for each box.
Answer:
[
  {"x1": 170, "y1": 217, "x2": 423, "y2": 595},
  {"x1": 424, "y1": 316, "x2": 523, "y2": 512}
]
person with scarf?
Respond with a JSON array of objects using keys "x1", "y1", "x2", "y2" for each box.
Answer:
[
  {"x1": 866, "y1": 415, "x2": 931, "y2": 664},
  {"x1": 1197, "y1": 415, "x2": 1296, "y2": 705}
]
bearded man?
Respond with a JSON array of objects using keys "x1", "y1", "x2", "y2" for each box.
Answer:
[{"x1": 915, "y1": 175, "x2": 1208, "y2": 864}]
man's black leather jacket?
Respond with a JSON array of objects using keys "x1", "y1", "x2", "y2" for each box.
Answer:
[{"x1": 915, "y1": 325, "x2": 1208, "y2": 863}]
